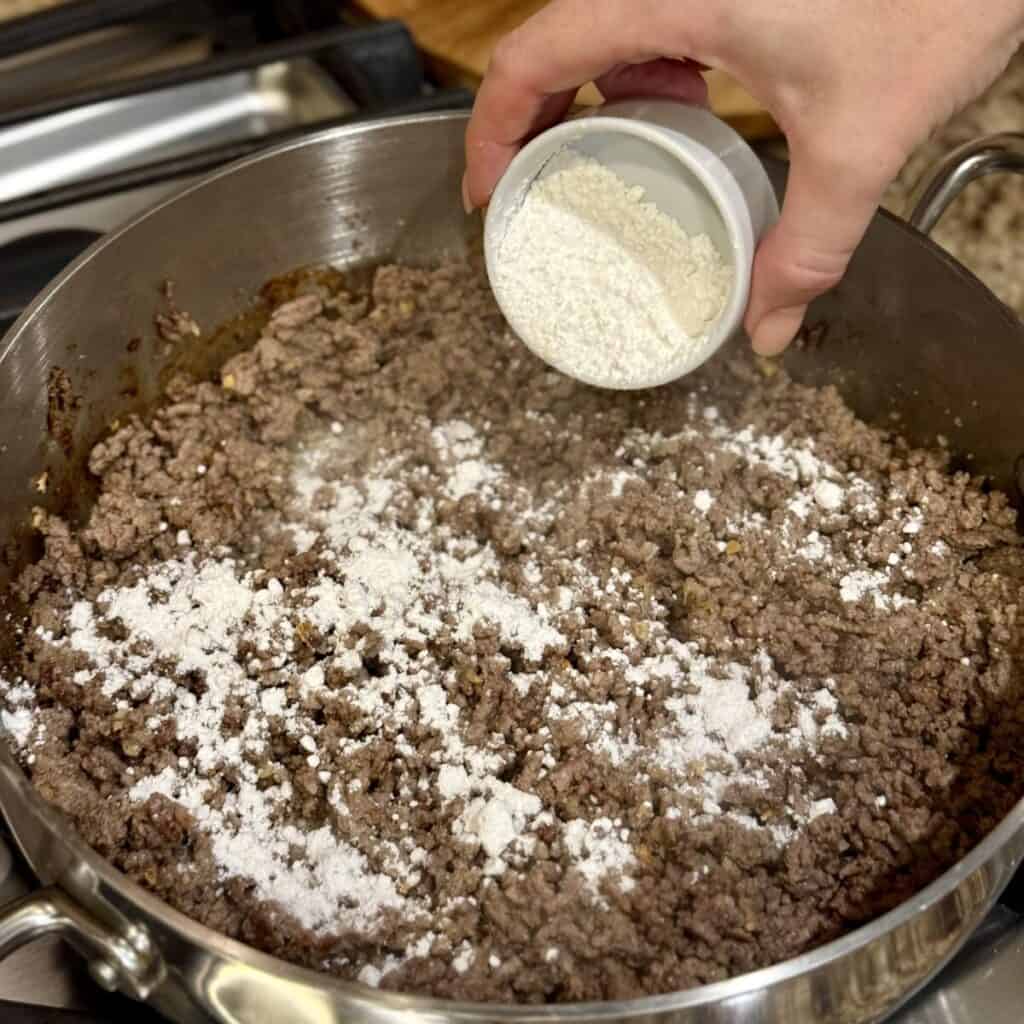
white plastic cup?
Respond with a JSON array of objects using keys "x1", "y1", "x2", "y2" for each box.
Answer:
[{"x1": 484, "y1": 99, "x2": 780, "y2": 389}]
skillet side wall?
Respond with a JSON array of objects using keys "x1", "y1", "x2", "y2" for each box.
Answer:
[
  {"x1": 1, "y1": 128, "x2": 1022, "y2": 596},
  {"x1": 0, "y1": 115, "x2": 475, "y2": 592}
]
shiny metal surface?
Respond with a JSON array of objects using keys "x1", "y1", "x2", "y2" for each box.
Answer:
[
  {"x1": 897, "y1": 907, "x2": 1024, "y2": 1024},
  {"x1": 0, "y1": 58, "x2": 349, "y2": 202},
  {"x1": 907, "y1": 132, "x2": 1024, "y2": 235},
  {"x1": 0, "y1": 885, "x2": 162, "y2": 1000},
  {"x1": 0, "y1": 834, "x2": 149, "y2": 1016},
  {"x1": 0, "y1": 178, "x2": 204, "y2": 249},
  {"x1": 0, "y1": 112, "x2": 1023, "y2": 1024},
  {"x1": 0, "y1": 25, "x2": 210, "y2": 111},
  {"x1": 0, "y1": 888, "x2": 73, "y2": 961},
  {"x1": 0, "y1": 836, "x2": 1014, "y2": 1024}
]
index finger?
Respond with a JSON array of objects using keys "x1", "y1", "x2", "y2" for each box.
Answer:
[{"x1": 464, "y1": 0, "x2": 708, "y2": 207}]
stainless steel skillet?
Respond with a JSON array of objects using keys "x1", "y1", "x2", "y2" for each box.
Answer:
[{"x1": 0, "y1": 112, "x2": 1022, "y2": 1024}]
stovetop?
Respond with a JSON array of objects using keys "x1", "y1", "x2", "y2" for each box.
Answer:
[
  {"x1": 0, "y1": 0, "x2": 472, "y2": 336},
  {"x1": 0, "y1": 4, "x2": 1021, "y2": 1023}
]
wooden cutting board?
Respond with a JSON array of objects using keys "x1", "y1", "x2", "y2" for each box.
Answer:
[{"x1": 353, "y1": 0, "x2": 777, "y2": 139}]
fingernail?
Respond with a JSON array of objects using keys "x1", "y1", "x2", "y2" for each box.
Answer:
[
  {"x1": 751, "y1": 306, "x2": 805, "y2": 356},
  {"x1": 461, "y1": 174, "x2": 474, "y2": 215}
]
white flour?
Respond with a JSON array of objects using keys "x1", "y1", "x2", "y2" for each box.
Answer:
[
  {"x1": 493, "y1": 155, "x2": 732, "y2": 388},
  {"x1": 5, "y1": 402, "x2": 934, "y2": 984},
  {"x1": 562, "y1": 818, "x2": 636, "y2": 901},
  {"x1": 615, "y1": 409, "x2": 923, "y2": 612}
]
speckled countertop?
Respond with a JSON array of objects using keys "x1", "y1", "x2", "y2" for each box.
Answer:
[{"x1": 884, "y1": 51, "x2": 1024, "y2": 317}]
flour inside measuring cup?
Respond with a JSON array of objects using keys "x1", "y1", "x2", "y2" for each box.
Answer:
[{"x1": 493, "y1": 152, "x2": 733, "y2": 389}]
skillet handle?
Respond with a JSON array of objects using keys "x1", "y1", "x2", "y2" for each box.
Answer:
[
  {"x1": 0, "y1": 886, "x2": 161, "y2": 1001},
  {"x1": 907, "y1": 132, "x2": 1024, "y2": 235}
]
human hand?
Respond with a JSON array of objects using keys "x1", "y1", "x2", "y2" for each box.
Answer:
[{"x1": 464, "y1": 0, "x2": 1024, "y2": 355}]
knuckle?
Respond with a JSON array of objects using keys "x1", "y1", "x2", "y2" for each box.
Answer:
[
  {"x1": 489, "y1": 33, "x2": 528, "y2": 81},
  {"x1": 774, "y1": 248, "x2": 849, "y2": 299},
  {"x1": 804, "y1": 132, "x2": 905, "y2": 199}
]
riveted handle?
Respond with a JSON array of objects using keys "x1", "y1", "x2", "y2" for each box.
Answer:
[
  {"x1": 908, "y1": 132, "x2": 1024, "y2": 235},
  {"x1": 0, "y1": 886, "x2": 162, "y2": 1001}
]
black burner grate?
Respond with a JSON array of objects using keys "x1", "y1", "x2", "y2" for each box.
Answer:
[{"x1": 0, "y1": 0, "x2": 471, "y2": 331}]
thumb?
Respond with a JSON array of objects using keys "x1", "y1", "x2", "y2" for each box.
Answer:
[{"x1": 744, "y1": 140, "x2": 889, "y2": 356}]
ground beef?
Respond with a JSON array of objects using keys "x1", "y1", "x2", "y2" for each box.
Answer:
[{"x1": 1, "y1": 260, "x2": 1022, "y2": 1004}]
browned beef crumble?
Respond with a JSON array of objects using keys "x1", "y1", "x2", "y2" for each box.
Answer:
[{"x1": 1, "y1": 260, "x2": 1022, "y2": 1004}]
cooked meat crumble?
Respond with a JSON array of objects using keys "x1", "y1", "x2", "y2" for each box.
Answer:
[{"x1": 2, "y1": 260, "x2": 1022, "y2": 1003}]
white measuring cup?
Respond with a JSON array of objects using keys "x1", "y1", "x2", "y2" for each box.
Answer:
[{"x1": 483, "y1": 99, "x2": 780, "y2": 389}]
